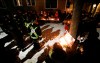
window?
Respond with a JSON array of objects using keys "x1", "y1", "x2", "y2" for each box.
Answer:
[
  {"x1": 45, "y1": 0, "x2": 57, "y2": 9},
  {"x1": 0, "y1": 0, "x2": 6, "y2": 8},
  {"x1": 26, "y1": 0, "x2": 35, "y2": 6},
  {"x1": 14, "y1": 0, "x2": 22, "y2": 6},
  {"x1": 26, "y1": 0, "x2": 32, "y2": 6},
  {"x1": 14, "y1": 0, "x2": 35, "y2": 6}
]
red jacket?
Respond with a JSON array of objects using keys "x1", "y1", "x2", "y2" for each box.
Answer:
[{"x1": 64, "y1": 25, "x2": 68, "y2": 30}]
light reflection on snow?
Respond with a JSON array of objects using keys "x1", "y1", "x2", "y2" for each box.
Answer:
[
  {"x1": 19, "y1": 45, "x2": 34, "y2": 60},
  {"x1": 22, "y1": 23, "x2": 67, "y2": 63},
  {"x1": 24, "y1": 47, "x2": 45, "y2": 63},
  {"x1": 59, "y1": 31, "x2": 75, "y2": 51},
  {"x1": 4, "y1": 39, "x2": 15, "y2": 47}
]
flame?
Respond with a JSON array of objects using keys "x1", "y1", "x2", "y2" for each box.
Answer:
[
  {"x1": 59, "y1": 32, "x2": 75, "y2": 51},
  {"x1": 59, "y1": 37, "x2": 67, "y2": 51},
  {"x1": 60, "y1": 37, "x2": 67, "y2": 46}
]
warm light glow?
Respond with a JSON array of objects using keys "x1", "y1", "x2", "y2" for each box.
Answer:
[
  {"x1": 59, "y1": 37, "x2": 68, "y2": 51},
  {"x1": 79, "y1": 46, "x2": 84, "y2": 54},
  {"x1": 41, "y1": 18, "x2": 46, "y2": 20},
  {"x1": 60, "y1": 37, "x2": 67, "y2": 46},
  {"x1": 93, "y1": 4, "x2": 96, "y2": 8},
  {"x1": 96, "y1": 3, "x2": 100, "y2": 13},
  {"x1": 49, "y1": 17, "x2": 55, "y2": 20},
  {"x1": 50, "y1": 18, "x2": 55, "y2": 20},
  {"x1": 67, "y1": 20, "x2": 71, "y2": 24},
  {"x1": 17, "y1": 0, "x2": 21, "y2": 6},
  {"x1": 57, "y1": 18, "x2": 59, "y2": 21},
  {"x1": 59, "y1": 31, "x2": 75, "y2": 51}
]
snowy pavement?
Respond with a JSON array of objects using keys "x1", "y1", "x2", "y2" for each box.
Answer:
[
  {"x1": 0, "y1": 23, "x2": 100, "y2": 63},
  {"x1": 22, "y1": 23, "x2": 66, "y2": 63},
  {"x1": 20, "y1": 23, "x2": 100, "y2": 63}
]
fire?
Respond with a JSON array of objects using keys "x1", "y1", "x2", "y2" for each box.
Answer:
[
  {"x1": 60, "y1": 37, "x2": 67, "y2": 47},
  {"x1": 59, "y1": 37, "x2": 68, "y2": 51},
  {"x1": 59, "y1": 31, "x2": 75, "y2": 51}
]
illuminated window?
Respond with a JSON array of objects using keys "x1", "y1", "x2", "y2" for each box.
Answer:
[
  {"x1": 45, "y1": 0, "x2": 57, "y2": 9},
  {"x1": 14, "y1": 0, "x2": 35, "y2": 6},
  {"x1": 14, "y1": 0, "x2": 22, "y2": 6}
]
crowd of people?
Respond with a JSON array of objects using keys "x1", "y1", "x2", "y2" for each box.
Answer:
[{"x1": 0, "y1": 9, "x2": 42, "y2": 63}]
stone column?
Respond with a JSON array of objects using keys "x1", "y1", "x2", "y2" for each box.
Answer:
[{"x1": 69, "y1": 0, "x2": 84, "y2": 39}]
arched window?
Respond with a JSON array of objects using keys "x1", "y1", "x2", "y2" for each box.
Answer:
[
  {"x1": 14, "y1": 0, "x2": 22, "y2": 6},
  {"x1": 14, "y1": 0, "x2": 35, "y2": 6}
]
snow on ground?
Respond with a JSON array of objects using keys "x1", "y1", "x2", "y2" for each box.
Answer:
[
  {"x1": 19, "y1": 45, "x2": 34, "y2": 60},
  {"x1": 0, "y1": 27, "x2": 8, "y2": 39},
  {"x1": 0, "y1": 23, "x2": 100, "y2": 63},
  {"x1": 23, "y1": 23, "x2": 66, "y2": 63},
  {"x1": 23, "y1": 47, "x2": 47, "y2": 63},
  {"x1": 41, "y1": 23, "x2": 66, "y2": 46},
  {"x1": 4, "y1": 39, "x2": 15, "y2": 47},
  {"x1": 1, "y1": 24, "x2": 99, "y2": 63}
]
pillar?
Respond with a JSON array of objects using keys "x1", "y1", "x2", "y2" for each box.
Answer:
[{"x1": 69, "y1": 0, "x2": 84, "y2": 39}]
